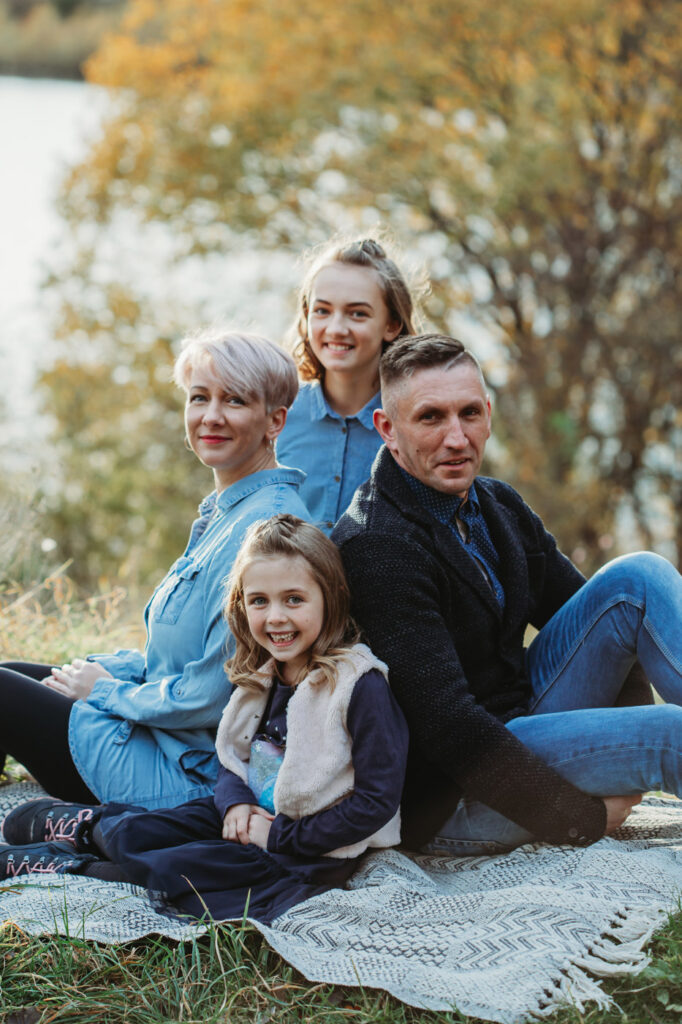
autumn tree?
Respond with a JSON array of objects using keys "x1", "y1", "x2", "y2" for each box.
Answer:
[{"x1": 44, "y1": 0, "x2": 681, "y2": 584}]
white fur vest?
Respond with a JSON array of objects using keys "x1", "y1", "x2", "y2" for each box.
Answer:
[{"x1": 215, "y1": 643, "x2": 401, "y2": 858}]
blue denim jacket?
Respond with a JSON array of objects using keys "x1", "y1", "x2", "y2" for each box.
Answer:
[
  {"x1": 276, "y1": 381, "x2": 382, "y2": 534},
  {"x1": 69, "y1": 466, "x2": 309, "y2": 809}
]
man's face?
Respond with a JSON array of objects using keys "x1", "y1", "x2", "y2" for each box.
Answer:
[{"x1": 374, "y1": 363, "x2": 492, "y2": 498}]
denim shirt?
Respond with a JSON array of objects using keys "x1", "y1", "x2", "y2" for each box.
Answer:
[
  {"x1": 69, "y1": 466, "x2": 310, "y2": 809},
  {"x1": 276, "y1": 380, "x2": 382, "y2": 534}
]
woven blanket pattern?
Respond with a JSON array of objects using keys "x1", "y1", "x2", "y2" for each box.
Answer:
[{"x1": 1, "y1": 782, "x2": 681, "y2": 1023}]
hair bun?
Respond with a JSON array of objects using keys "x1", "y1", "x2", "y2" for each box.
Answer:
[{"x1": 358, "y1": 239, "x2": 386, "y2": 259}]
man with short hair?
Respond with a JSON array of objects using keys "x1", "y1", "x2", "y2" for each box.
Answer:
[{"x1": 333, "y1": 333, "x2": 682, "y2": 852}]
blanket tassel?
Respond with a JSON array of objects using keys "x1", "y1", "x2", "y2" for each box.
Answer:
[{"x1": 532, "y1": 905, "x2": 667, "y2": 1019}]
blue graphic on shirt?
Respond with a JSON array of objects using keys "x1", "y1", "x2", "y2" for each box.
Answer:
[{"x1": 247, "y1": 736, "x2": 285, "y2": 814}]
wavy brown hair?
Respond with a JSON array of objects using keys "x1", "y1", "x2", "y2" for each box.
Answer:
[
  {"x1": 224, "y1": 514, "x2": 359, "y2": 690},
  {"x1": 287, "y1": 236, "x2": 422, "y2": 381}
]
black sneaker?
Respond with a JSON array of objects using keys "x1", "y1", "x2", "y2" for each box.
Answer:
[
  {"x1": 0, "y1": 841, "x2": 96, "y2": 879},
  {"x1": 2, "y1": 799, "x2": 95, "y2": 846}
]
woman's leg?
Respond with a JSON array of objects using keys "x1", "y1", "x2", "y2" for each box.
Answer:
[
  {"x1": 0, "y1": 664, "x2": 97, "y2": 802},
  {"x1": 1, "y1": 661, "x2": 54, "y2": 681}
]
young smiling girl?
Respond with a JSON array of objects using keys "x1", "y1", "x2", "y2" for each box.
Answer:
[
  {"x1": 277, "y1": 237, "x2": 420, "y2": 532},
  {"x1": 1, "y1": 516, "x2": 408, "y2": 925}
]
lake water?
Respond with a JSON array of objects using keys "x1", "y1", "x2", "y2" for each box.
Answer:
[
  {"x1": 0, "y1": 75, "x2": 298, "y2": 478},
  {"x1": 0, "y1": 75, "x2": 109, "y2": 472}
]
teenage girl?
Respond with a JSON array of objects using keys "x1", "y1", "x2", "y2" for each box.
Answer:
[
  {"x1": 1, "y1": 515, "x2": 408, "y2": 925},
  {"x1": 276, "y1": 237, "x2": 420, "y2": 533}
]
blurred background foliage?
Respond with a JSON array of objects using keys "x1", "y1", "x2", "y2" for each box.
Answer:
[
  {"x1": 23, "y1": 0, "x2": 682, "y2": 589},
  {"x1": 0, "y1": 0, "x2": 124, "y2": 79}
]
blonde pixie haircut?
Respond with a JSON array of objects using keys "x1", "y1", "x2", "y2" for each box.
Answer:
[
  {"x1": 174, "y1": 327, "x2": 299, "y2": 412},
  {"x1": 225, "y1": 514, "x2": 359, "y2": 690},
  {"x1": 287, "y1": 236, "x2": 420, "y2": 382}
]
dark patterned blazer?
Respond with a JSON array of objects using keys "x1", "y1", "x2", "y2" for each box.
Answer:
[{"x1": 333, "y1": 446, "x2": 607, "y2": 850}]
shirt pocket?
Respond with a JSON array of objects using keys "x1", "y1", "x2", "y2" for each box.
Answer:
[{"x1": 149, "y1": 557, "x2": 202, "y2": 625}]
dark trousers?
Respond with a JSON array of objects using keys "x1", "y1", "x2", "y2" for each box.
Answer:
[
  {"x1": 97, "y1": 797, "x2": 353, "y2": 924},
  {"x1": 0, "y1": 661, "x2": 97, "y2": 802}
]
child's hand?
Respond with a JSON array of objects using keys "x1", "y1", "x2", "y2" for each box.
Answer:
[
  {"x1": 223, "y1": 804, "x2": 274, "y2": 844},
  {"x1": 247, "y1": 811, "x2": 273, "y2": 850},
  {"x1": 223, "y1": 804, "x2": 255, "y2": 844}
]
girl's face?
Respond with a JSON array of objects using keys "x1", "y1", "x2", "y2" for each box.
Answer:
[
  {"x1": 242, "y1": 554, "x2": 325, "y2": 684},
  {"x1": 306, "y1": 263, "x2": 401, "y2": 381},
  {"x1": 184, "y1": 366, "x2": 285, "y2": 491}
]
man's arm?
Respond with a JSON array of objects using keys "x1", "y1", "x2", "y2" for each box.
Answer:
[{"x1": 339, "y1": 531, "x2": 606, "y2": 846}]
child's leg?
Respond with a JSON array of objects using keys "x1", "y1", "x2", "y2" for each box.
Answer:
[
  {"x1": 95, "y1": 797, "x2": 223, "y2": 861},
  {"x1": 95, "y1": 798, "x2": 354, "y2": 924},
  {"x1": 3, "y1": 798, "x2": 96, "y2": 846}
]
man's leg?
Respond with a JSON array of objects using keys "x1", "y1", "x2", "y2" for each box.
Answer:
[
  {"x1": 425, "y1": 703, "x2": 682, "y2": 854},
  {"x1": 526, "y1": 551, "x2": 682, "y2": 712},
  {"x1": 425, "y1": 552, "x2": 682, "y2": 855}
]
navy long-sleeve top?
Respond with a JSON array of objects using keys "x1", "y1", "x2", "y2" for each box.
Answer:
[{"x1": 213, "y1": 668, "x2": 408, "y2": 859}]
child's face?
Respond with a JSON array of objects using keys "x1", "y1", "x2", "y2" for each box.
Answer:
[
  {"x1": 242, "y1": 555, "x2": 325, "y2": 684},
  {"x1": 306, "y1": 263, "x2": 400, "y2": 381}
]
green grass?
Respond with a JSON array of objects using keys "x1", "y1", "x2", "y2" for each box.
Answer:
[
  {"x1": 1, "y1": 574, "x2": 680, "y2": 1023},
  {"x1": 0, "y1": 911, "x2": 681, "y2": 1023}
]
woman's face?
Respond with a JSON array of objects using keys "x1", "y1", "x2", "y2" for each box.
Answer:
[
  {"x1": 184, "y1": 365, "x2": 285, "y2": 490},
  {"x1": 306, "y1": 263, "x2": 400, "y2": 382}
]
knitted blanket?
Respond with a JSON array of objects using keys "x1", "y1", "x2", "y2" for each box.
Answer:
[{"x1": 1, "y1": 782, "x2": 681, "y2": 1024}]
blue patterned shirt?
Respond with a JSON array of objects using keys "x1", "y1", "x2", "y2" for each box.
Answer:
[{"x1": 400, "y1": 470, "x2": 505, "y2": 607}]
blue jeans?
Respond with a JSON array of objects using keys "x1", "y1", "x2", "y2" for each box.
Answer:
[{"x1": 425, "y1": 552, "x2": 682, "y2": 855}]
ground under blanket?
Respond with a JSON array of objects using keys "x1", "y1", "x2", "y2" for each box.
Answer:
[{"x1": 1, "y1": 782, "x2": 681, "y2": 1023}]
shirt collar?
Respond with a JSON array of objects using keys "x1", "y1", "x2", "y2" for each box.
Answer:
[
  {"x1": 398, "y1": 467, "x2": 480, "y2": 524},
  {"x1": 309, "y1": 379, "x2": 382, "y2": 428},
  {"x1": 199, "y1": 466, "x2": 306, "y2": 517}
]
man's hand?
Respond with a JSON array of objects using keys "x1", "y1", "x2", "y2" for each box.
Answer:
[
  {"x1": 44, "y1": 659, "x2": 113, "y2": 700},
  {"x1": 603, "y1": 794, "x2": 642, "y2": 834},
  {"x1": 223, "y1": 804, "x2": 274, "y2": 844}
]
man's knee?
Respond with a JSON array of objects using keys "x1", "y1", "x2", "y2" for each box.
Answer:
[
  {"x1": 640, "y1": 702, "x2": 682, "y2": 742},
  {"x1": 594, "y1": 551, "x2": 679, "y2": 602}
]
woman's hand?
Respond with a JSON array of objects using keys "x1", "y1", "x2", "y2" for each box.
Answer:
[
  {"x1": 44, "y1": 659, "x2": 113, "y2": 701},
  {"x1": 223, "y1": 804, "x2": 274, "y2": 845}
]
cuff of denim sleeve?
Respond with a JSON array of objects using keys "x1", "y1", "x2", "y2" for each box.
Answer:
[{"x1": 85, "y1": 677, "x2": 116, "y2": 710}]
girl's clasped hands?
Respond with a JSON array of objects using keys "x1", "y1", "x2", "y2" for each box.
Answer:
[{"x1": 222, "y1": 803, "x2": 274, "y2": 848}]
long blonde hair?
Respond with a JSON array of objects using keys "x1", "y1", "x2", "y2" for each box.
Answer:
[
  {"x1": 224, "y1": 515, "x2": 359, "y2": 690},
  {"x1": 287, "y1": 236, "x2": 421, "y2": 381}
]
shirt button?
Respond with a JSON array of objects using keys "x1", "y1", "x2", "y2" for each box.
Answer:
[
  {"x1": 341, "y1": 426, "x2": 347, "y2": 434},
  {"x1": 327, "y1": 522, "x2": 333, "y2": 529},
  {"x1": 334, "y1": 475, "x2": 341, "y2": 482}
]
